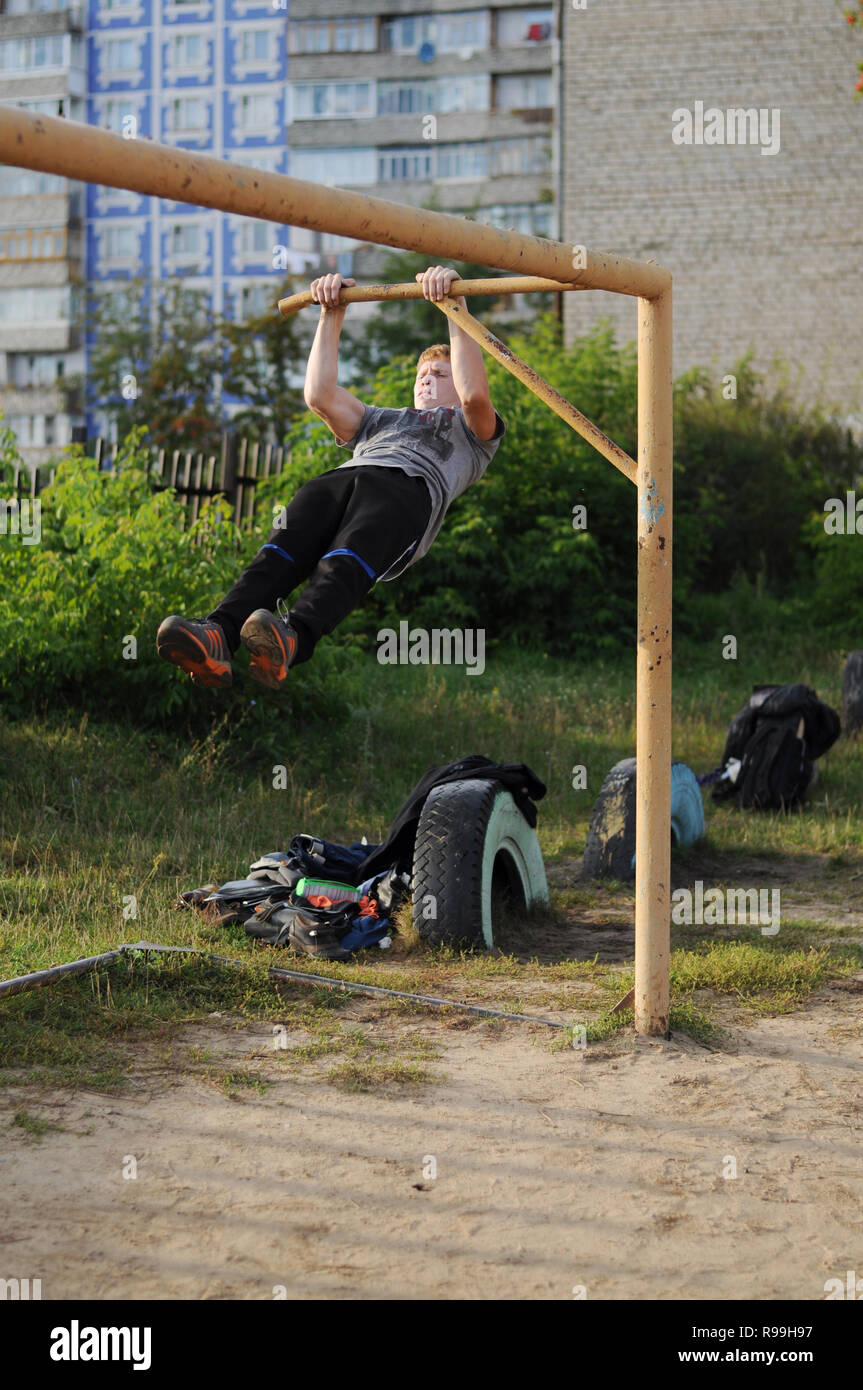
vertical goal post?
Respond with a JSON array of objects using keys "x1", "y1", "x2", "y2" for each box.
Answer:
[{"x1": 0, "y1": 108, "x2": 673, "y2": 1036}]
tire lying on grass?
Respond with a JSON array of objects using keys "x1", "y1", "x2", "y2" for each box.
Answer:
[
  {"x1": 411, "y1": 778, "x2": 549, "y2": 950},
  {"x1": 581, "y1": 757, "x2": 705, "y2": 881}
]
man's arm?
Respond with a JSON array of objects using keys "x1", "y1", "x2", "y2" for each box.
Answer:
[
  {"x1": 416, "y1": 265, "x2": 498, "y2": 442},
  {"x1": 304, "y1": 273, "x2": 366, "y2": 443}
]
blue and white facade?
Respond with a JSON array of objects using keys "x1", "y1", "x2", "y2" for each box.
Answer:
[{"x1": 85, "y1": 0, "x2": 299, "y2": 436}]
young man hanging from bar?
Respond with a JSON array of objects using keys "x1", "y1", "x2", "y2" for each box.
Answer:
[{"x1": 157, "y1": 264, "x2": 505, "y2": 688}]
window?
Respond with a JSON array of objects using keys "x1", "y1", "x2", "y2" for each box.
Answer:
[
  {"x1": 375, "y1": 138, "x2": 549, "y2": 184},
  {"x1": 490, "y1": 136, "x2": 550, "y2": 175},
  {"x1": 6, "y1": 416, "x2": 32, "y2": 445},
  {"x1": 437, "y1": 10, "x2": 489, "y2": 50},
  {"x1": 239, "y1": 30, "x2": 271, "y2": 64},
  {"x1": 480, "y1": 202, "x2": 554, "y2": 238},
  {"x1": 235, "y1": 92, "x2": 275, "y2": 131},
  {"x1": 10, "y1": 354, "x2": 60, "y2": 388},
  {"x1": 101, "y1": 225, "x2": 137, "y2": 261},
  {"x1": 382, "y1": 11, "x2": 489, "y2": 54},
  {"x1": 0, "y1": 287, "x2": 72, "y2": 321},
  {"x1": 435, "y1": 75, "x2": 490, "y2": 114},
  {"x1": 0, "y1": 167, "x2": 66, "y2": 196},
  {"x1": 99, "y1": 99, "x2": 139, "y2": 133},
  {"x1": 171, "y1": 34, "x2": 206, "y2": 68},
  {"x1": 496, "y1": 7, "x2": 554, "y2": 45},
  {"x1": 289, "y1": 17, "x2": 376, "y2": 55},
  {"x1": 434, "y1": 142, "x2": 487, "y2": 180},
  {"x1": 495, "y1": 74, "x2": 553, "y2": 111},
  {"x1": 376, "y1": 76, "x2": 489, "y2": 117},
  {"x1": 377, "y1": 147, "x2": 434, "y2": 182},
  {"x1": 377, "y1": 81, "x2": 431, "y2": 117},
  {"x1": 0, "y1": 34, "x2": 66, "y2": 71},
  {"x1": 289, "y1": 147, "x2": 376, "y2": 185},
  {"x1": 376, "y1": 143, "x2": 490, "y2": 182},
  {"x1": 5, "y1": 0, "x2": 70, "y2": 12},
  {"x1": 290, "y1": 82, "x2": 374, "y2": 120},
  {"x1": 382, "y1": 16, "x2": 432, "y2": 52},
  {"x1": 0, "y1": 226, "x2": 66, "y2": 260},
  {"x1": 13, "y1": 97, "x2": 71, "y2": 118},
  {"x1": 238, "y1": 283, "x2": 273, "y2": 319},
  {"x1": 239, "y1": 222, "x2": 273, "y2": 255},
  {"x1": 170, "y1": 96, "x2": 207, "y2": 133},
  {"x1": 102, "y1": 37, "x2": 138, "y2": 72},
  {"x1": 170, "y1": 223, "x2": 202, "y2": 256}
]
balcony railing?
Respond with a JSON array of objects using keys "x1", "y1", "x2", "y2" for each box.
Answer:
[{"x1": 0, "y1": 226, "x2": 69, "y2": 261}]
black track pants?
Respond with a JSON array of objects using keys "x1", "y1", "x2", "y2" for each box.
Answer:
[{"x1": 207, "y1": 465, "x2": 432, "y2": 665}]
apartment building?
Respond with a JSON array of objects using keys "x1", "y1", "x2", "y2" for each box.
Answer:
[
  {"x1": 0, "y1": 1, "x2": 561, "y2": 461},
  {"x1": 560, "y1": 0, "x2": 863, "y2": 415},
  {"x1": 85, "y1": 0, "x2": 299, "y2": 439},
  {"x1": 0, "y1": 0, "x2": 87, "y2": 466},
  {"x1": 285, "y1": 2, "x2": 559, "y2": 293},
  {"x1": 0, "y1": 0, "x2": 301, "y2": 458}
]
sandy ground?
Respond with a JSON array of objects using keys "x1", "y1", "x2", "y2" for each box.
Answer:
[{"x1": 2, "y1": 976, "x2": 863, "y2": 1301}]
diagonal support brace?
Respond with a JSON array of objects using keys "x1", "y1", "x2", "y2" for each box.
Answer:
[{"x1": 432, "y1": 296, "x2": 636, "y2": 485}]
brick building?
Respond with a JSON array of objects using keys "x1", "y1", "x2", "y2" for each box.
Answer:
[{"x1": 561, "y1": 0, "x2": 862, "y2": 417}]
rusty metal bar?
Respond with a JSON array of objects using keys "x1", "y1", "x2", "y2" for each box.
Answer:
[
  {"x1": 433, "y1": 296, "x2": 637, "y2": 485},
  {"x1": 278, "y1": 276, "x2": 583, "y2": 317},
  {"x1": 0, "y1": 940, "x2": 567, "y2": 1028},
  {"x1": 634, "y1": 290, "x2": 673, "y2": 1036},
  {"x1": 0, "y1": 947, "x2": 129, "y2": 999},
  {"x1": 0, "y1": 109, "x2": 670, "y2": 300}
]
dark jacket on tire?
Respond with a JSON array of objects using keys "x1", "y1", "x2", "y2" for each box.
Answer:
[{"x1": 357, "y1": 755, "x2": 547, "y2": 879}]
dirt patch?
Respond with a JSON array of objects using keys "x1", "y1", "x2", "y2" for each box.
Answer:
[
  {"x1": 538, "y1": 853, "x2": 863, "y2": 963},
  {"x1": 2, "y1": 986, "x2": 862, "y2": 1301}
]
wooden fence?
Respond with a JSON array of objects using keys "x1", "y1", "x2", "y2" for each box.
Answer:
[{"x1": 7, "y1": 433, "x2": 291, "y2": 534}]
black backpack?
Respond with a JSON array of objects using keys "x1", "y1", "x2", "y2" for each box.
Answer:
[{"x1": 712, "y1": 684, "x2": 840, "y2": 811}]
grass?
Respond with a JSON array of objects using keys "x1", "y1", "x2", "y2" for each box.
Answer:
[
  {"x1": 11, "y1": 1107, "x2": 67, "y2": 1140},
  {"x1": 1, "y1": 637, "x2": 861, "y2": 1091}
]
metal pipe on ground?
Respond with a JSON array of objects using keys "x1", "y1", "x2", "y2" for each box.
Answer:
[
  {"x1": 0, "y1": 941, "x2": 567, "y2": 1030},
  {"x1": 0, "y1": 947, "x2": 130, "y2": 999}
]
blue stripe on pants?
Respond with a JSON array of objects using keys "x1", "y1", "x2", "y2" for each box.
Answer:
[
  {"x1": 321, "y1": 547, "x2": 377, "y2": 581},
  {"x1": 260, "y1": 543, "x2": 295, "y2": 564}
]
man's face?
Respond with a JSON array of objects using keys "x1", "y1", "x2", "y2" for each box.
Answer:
[{"x1": 414, "y1": 356, "x2": 460, "y2": 410}]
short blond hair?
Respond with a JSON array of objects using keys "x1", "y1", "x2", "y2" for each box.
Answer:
[{"x1": 416, "y1": 343, "x2": 451, "y2": 370}]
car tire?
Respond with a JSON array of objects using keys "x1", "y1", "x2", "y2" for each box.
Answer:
[{"x1": 411, "y1": 779, "x2": 549, "y2": 949}]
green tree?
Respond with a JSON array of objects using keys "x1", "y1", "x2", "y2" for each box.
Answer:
[
  {"x1": 216, "y1": 275, "x2": 306, "y2": 443},
  {"x1": 74, "y1": 275, "x2": 225, "y2": 453}
]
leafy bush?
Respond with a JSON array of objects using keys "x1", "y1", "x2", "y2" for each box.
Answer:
[
  {"x1": 0, "y1": 423, "x2": 354, "y2": 739},
  {"x1": 2, "y1": 314, "x2": 860, "y2": 731}
]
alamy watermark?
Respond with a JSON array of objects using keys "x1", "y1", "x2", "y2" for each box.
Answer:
[
  {"x1": 377, "y1": 622, "x2": 485, "y2": 676},
  {"x1": 672, "y1": 102, "x2": 780, "y2": 156},
  {"x1": 823, "y1": 491, "x2": 863, "y2": 533},
  {"x1": 50, "y1": 1322, "x2": 151, "y2": 1370},
  {"x1": 0, "y1": 497, "x2": 41, "y2": 545},
  {"x1": 672, "y1": 880, "x2": 780, "y2": 935}
]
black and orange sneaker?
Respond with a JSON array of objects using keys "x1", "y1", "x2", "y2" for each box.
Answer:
[
  {"x1": 240, "y1": 601, "x2": 299, "y2": 689},
  {"x1": 156, "y1": 616, "x2": 233, "y2": 689}
]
